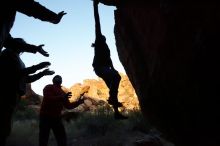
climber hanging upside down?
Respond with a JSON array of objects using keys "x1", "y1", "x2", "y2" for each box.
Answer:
[{"x1": 91, "y1": 0, "x2": 127, "y2": 120}]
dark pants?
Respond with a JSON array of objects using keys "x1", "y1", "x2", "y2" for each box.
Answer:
[
  {"x1": 39, "y1": 116, "x2": 67, "y2": 146},
  {"x1": 94, "y1": 67, "x2": 121, "y2": 103}
]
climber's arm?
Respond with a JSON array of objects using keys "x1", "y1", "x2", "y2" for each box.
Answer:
[{"x1": 93, "y1": 0, "x2": 103, "y2": 38}]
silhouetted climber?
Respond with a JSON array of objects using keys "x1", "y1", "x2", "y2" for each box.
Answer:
[
  {"x1": 0, "y1": 38, "x2": 55, "y2": 146},
  {"x1": 91, "y1": 0, "x2": 127, "y2": 120},
  {"x1": 39, "y1": 75, "x2": 88, "y2": 146},
  {"x1": 97, "y1": 0, "x2": 118, "y2": 6},
  {"x1": 0, "y1": 0, "x2": 66, "y2": 51}
]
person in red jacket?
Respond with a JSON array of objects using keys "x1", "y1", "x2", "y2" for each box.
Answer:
[{"x1": 39, "y1": 75, "x2": 86, "y2": 146}]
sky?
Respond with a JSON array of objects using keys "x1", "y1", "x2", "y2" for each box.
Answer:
[{"x1": 11, "y1": 0, "x2": 125, "y2": 95}]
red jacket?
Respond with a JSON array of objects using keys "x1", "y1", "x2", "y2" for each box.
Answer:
[{"x1": 40, "y1": 84, "x2": 79, "y2": 117}]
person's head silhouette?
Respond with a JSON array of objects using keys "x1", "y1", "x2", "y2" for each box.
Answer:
[
  {"x1": 100, "y1": 35, "x2": 106, "y2": 42},
  {"x1": 52, "y1": 75, "x2": 62, "y2": 85},
  {"x1": 92, "y1": 35, "x2": 106, "y2": 47}
]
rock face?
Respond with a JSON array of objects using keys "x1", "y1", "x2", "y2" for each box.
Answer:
[
  {"x1": 112, "y1": 1, "x2": 220, "y2": 146},
  {"x1": 68, "y1": 74, "x2": 140, "y2": 112},
  {"x1": 21, "y1": 83, "x2": 41, "y2": 105}
]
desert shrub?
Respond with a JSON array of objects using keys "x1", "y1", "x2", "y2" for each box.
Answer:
[
  {"x1": 13, "y1": 99, "x2": 38, "y2": 120},
  {"x1": 7, "y1": 120, "x2": 39, "y2": 146},
  {"x1": 123, "y1": 110, "x2": 151, "y2": 133},
  {"x1": 65, "y1": 109, "x2": 151, "y2": 138},
  {"x1": 8, "y1": 108, "x2": 152, "y2": 146}
]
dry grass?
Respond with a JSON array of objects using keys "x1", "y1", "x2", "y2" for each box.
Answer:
[{"x1": 6, "y1": 109, "x2": 151, "y2": 146}]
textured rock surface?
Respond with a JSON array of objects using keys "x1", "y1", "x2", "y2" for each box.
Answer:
[
  {"x1": 113, "y1": 2, "x2": 220, "y2": 146},
  {"x1": 68, "y1": 73, "x2": 140, "y2": 111},
  {"x1": 21, "y1": 83, "x2": 41, "y2": 105}
]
